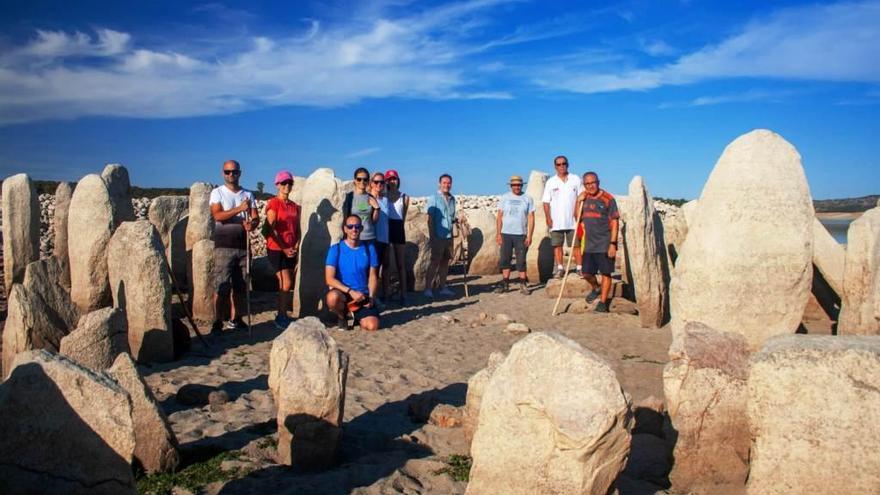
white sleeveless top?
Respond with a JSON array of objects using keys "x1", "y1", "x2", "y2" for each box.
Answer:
[{"x1": 389, "y1": 193, "x2": 407, "y2": 220}]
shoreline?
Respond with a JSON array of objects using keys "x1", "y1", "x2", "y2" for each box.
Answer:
[{"x1": 816, "y1": 211, "x2": 862, "y2": 221}]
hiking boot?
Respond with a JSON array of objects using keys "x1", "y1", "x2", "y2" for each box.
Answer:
[
  {"x1": 519, "y1": 282, "x2": 529, "y2": 295},
  {"x1": 274, "y1": 314, "x2": 291, "y2": 330},
  {"x1": 585, "y1": 288, "x2": 601, "y2": 304},
  {"x1": 437, "y1": 287, "x2": 455, "y2": 297},
  {"x1": 494, "y1": 280, "x2": 510, "y2": 294},
  {"x1": 594, "y1": 301, "x2": 609, "y2": 313},
  {"x1": 423, "y1": 289, "x2": 435, "y2": 299},
  {"x1": 553, "y1": 266, "x2": 564, "y2": 279},
  {"x1": 336, "y1": 316, "x2": 351, "y2": 331},
  {"x1": 222, "y1": 320, "x2": 238, "y2": 331}
]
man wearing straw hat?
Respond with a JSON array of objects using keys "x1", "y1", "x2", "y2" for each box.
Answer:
[{"x1": 495, "y1": 175, "x2": 535, "y2": 294}]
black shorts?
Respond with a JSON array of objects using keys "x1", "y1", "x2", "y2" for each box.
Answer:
[
  {"x1": 389, "y1": 219, "x2": 406, "y2": 244},
  {"x1": 353, "y1": 304, "x2": 380, "y2": 324},
  {"x1": 267, "y1": 249, "x2": 298, "y2": 273},
  {"x1": 499, "y1": 234, "x2": 526, "y2": 272},
  {"x1": 582, "y1": 252, "x2": 615, "y2": 276}
]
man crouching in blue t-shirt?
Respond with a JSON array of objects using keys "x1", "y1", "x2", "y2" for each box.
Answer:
[{"x1": 325, "y1": 214, "x2": 381, "y2": 331}]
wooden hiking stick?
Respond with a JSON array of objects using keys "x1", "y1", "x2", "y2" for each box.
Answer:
[
  {"x1": 551, "y1": 231, "x2": 584, "y2": 316},
  {"x1": 163, "y1": 257, "x2": 209, "y2": 348}
]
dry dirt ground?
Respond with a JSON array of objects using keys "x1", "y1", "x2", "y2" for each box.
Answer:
[{"x1": 141, "y1": 274, "x2": 674, "y2": 495}]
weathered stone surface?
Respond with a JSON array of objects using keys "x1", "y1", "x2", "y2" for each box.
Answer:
[
  {"x1": 148, "y1": 195, "x2": 189, "y2": 285},
  {"x1": 670, "y1": 130, "x2": 813, "y2": 351},
  {"x1": 191, "y1": 239, "x2": 216, "y2": 323},
  {"x1": 405, "y1": 208, "x2": 432, "y2": 291},
  {"x1": 467, "y1": 332, "x2": 632, "y2": 495},
  {"x1": 60, "y1": 307, "x2": 128, "y2": 371},
  {"x1": 839, "y1": 207, "x2": 880, "y2": 335},
  {"x1": 664, "y1": 322, "x2": 750, "y2": 493},
  {"x1": 2, "y1": 258, "x2": 79, "y2": 378},
  {"x1": 545, "y1": 273, "x2": 591, "y2": 298},
  {"x1": 53, "y1": 181, "x2": 75, "y2": 288},
  {"x1": 812, "y1": 217, "x2": 845, "y2": 296},
  {"x1": 524, "y1": 170, "x2": 551, "y2": 282},
  {"x1": 748, "y1": 335, "x2": 880, "y2": 494},
  {"x1": 0, "y1": 350, "x2": 136, "y2": 494},
  {"x1": 660, "y1": 209, "x2": 687, "y2": 269},
  {"x1": 185, "y1": 182, "x2": 215, "y2": 251},
  {"x1": 463, "y1": 209, "x2": 499, "y2": 275},
  {"x1": 680, "y1": 199, "x2": 699, "y2": 228},
  {"x1": 108, "y1": 353, "x2": 180, "y2": 473},
  {"x1": 108, "y1": 221, "x2": 173, "y2": 363},
  {"x1": 463, "y1": 351, "x2": 505, "y2": 443},
  {"x1": 296, "y1": 169, "x2": 344, "y2": 315},
  {"x1": 624, "y1": 176, "x2": 669, "y2": 328},
  {"x1": 269, "y1": 317, "x2": 348, "y2": 468},
  {"x1": 2, "y1": 173, "x2": 40, "y2": 293},
  {"x1": 101, "y1": 163, "x2": 134, "y2": 226},
  {"x1": 69, "y1": 173, "x2": 116, "y2": 313},
  {"x1": 288, "y1": 175, "x2": 308, "y2": 205}
]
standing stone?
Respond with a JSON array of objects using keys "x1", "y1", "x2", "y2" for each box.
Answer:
[
  {"x1": 838, "y1": 207, "x2": 880, "y2": 335},
  {"x1": 59, "y1": 307, "x2": 129, "y2": 371},
  {"x1": 748, "y1": 335, "x2": 880, "y2": 494},
  {"x1": 185, "y1": 182, "x2": 215, "y2": 251},
  {"x1": 670, "y1": 130, "x2": 813, "y2": 351},
  {"x1": 69, "y1": 174, "x2": 116, "y2": 313},
  {"x1": 53, "y1": 181, "x2": 75, "y2": 288},
  {"x1": 268, "y1": 317, "x2": 348, "y2": 468},
  {"x1": 524, "y1": 170, "x2": 550, "y2": 282},
  {"x1": 296, "y1": 169, "x2": 345, "y2": 316},
  {"x1": 148, "y1": 195, "x2": 189, "y2": 286},
  {"x1": 463, "y1": 209, "x2": 500, "y2": 275},
  {"x1": 463, "y1": 351, "x2": 505, "y2": 443},
  {"x1": 624, "y1": 176, "x2": 669, "y2": 328},
  {"x1": 680, "y1": 199, "x2": 699, "y2": 228},
  {"x1": 660, "y1": 208, "x2": 688, "y2": 268},
  {"x1": 101, "y1": 163, "x2": 134, "y2": 226},
  {"x1": 107, "y1": 221, "x2": 173, "y2": 363},
  {"x1": 0, "y1": 350, "x2": 136, "y2": 495},
  {"x1": 108, "y1": 353, "x2": 180, "y2": 473},
  {"x1": 2, "y1": 173, "x2": 40, "y2": 294},
  {"x1": 467, "y1": 332, "x2": 632, "y2": 495},
  {"x1": 663, "y1": 322, "x2": 751, "y2": 493},
  {"x1": 191, "y1": 239, "x2": 216, "y2": 323},
  {"x1": 405, "y1": 208, "x2": 432, "y2": 291},
  {"x1": 2, "y1": 257, "x2": 79, "y2": 378},
  {"x1": 812, "y1": 217, "x2": 845, "y2": 296},
  {"x1": 288, "y1": 175, "x2": 308, "y2": 205}
]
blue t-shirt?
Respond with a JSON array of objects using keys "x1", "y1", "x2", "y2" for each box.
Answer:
[
  {"x1": 426, "y1": 192, "x2": 456, "y2": 240},
  {"x1": 499, "y1": 192, "x2": 535, "y2": 235},
  {"x1": 325, "y1": 241, "x2": 379, "y2": 293}
]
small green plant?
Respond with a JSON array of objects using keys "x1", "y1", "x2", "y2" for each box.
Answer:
[
  {"x1": 434, "y1": 454, "x2": 472, "y2": 482},
  {"x1": 136, "y1": 450, "x2": 252, "y2": 495},
  {"x1": 257, "y1": 436, "x2": 278, "y2": 449}
]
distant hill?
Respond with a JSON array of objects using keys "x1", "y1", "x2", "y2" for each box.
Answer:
[
  {"x1": 22, "y1": 180, "x2": 273, "y2": 200},
  {"x1": 813, "y1": 195, "x2": 880, "y2": 213}
]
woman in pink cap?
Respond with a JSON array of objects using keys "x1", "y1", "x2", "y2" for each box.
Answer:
[
  {"x1": 384, "y1": 169, "x2": 410, "y2": 305},
  {"x1": 263, "y1": 170, "x2": 301, "y2": 329}
]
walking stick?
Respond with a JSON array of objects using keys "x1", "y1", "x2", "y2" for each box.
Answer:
[
  {"x1": 245, "y1": 232, "x2": 253, "y2": 339},
  {"x1": 551, "y1": 233, "x2": 582, "y2": 316},
  {"x1": 163, "y1": 256, "x2": 209, "y2": 348}
]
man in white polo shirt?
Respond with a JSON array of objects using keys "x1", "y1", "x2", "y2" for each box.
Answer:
[{"x1": 542, "y1": 155, "x2": 583, "y2": 278}]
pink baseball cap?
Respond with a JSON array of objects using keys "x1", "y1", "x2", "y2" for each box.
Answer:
[
  {"x1": 384, "y1": 169, "x2": 400, "y2": 180},
  {"x1": 274, "y1": 170, "x2": 293, "y2": 184}
]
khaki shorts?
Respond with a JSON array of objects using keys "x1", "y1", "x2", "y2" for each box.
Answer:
[
  {"x1": 430, "y1": 238, "x2": 453, "y2": 262},
  {"x1": 550, "y1": 229, "x2": 574, "y2": 247}
]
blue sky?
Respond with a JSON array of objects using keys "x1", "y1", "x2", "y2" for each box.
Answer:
[{"x1": 0, "y1": 0, "x2": 878, "y2": 199}]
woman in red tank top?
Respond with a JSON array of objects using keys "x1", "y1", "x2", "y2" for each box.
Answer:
[{"x1": 264, "y1": 170, "x2": 301, "y2": 329}]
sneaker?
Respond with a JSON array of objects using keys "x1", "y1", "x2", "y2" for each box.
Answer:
[
  {"x1": 274, "y1": 314, "x2": 291, "y2": 330},
  {"x1": 437, "y1": 287, "x2": 455, "y2": 297},
  {"x1": 423, "y1": 289, "x2": 435, "y2": 299},
  {"x1": 519, "y1": 282, "x2": 529, "y2": 295},
  {"x1": 494, "y1": 280, "x2": 510, "y2": 294},
  {"x1": 336, "y1": 316, "x2": 351, "y2": 331},
  {"x1": 585, "y1": 288, "x2": 601, "y2": 304},
  {"x1": 553, "y1": 266, "x2": 564, "y2": 279},
  {"x1": 222, "y1": 320, "x2": 237, "y2": 331},
  {"x1": 594, "y1": 301, "x2": 609, "y2": 313}
]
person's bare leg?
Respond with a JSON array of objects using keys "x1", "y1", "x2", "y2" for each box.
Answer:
[
  {"x1": 279, "y1": 269, "x2": 292, "y2": 316},
  {"x1": 600, "y1": 273, "x2": 613, "y2": 304},
  {"x1": 382, "y1": 247, "x2": 392, "y2": 300},
  {"x1": 424, "y1": 261, "x2": 438, "y2": 292},
  {"x1": 438, "y1": 255, "x2": 451, "y2": 288},
  {"x1": 553, "y1": 245, "x2": 563, "y2": 266},
  {"x1": 583, "y1": 273, "x2": 600, "y2": 292},
  {"x1": 501, "y1": 268, "x2": 511, "y2": 280},
  {"x1": 394, "y1": 244, "x2": 408, "y2": 297},
  {"x1": 326, "y1": 290, "x2": 347, "y2": 321},
  {"x1": 359, "y1": 316, "x2": 380, "y2": 331},
  {"x1": 232, "y1": 291, "x2": 244, "y2": 322},
  {"x1": 214, "y1": 292, "x2": 230, "y2": 323},
  {"x1": 275, "y1": 270, "x2": 285, "y2": 315}
]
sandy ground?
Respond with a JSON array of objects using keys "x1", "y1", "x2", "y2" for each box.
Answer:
[{"x1": 140, "y1": 274, "x2": 673, "y2": 495}]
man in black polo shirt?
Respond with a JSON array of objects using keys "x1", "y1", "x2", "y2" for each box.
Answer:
[{"x1": 575, "y1": 171, "x2": 619, "y2": 313}]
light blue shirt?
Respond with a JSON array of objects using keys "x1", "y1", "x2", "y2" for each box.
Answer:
[
  {"x1": 375, "y1": 196, "x2": 389, "y2": 244},
  {"x1": 499, "y1": 192, "x2": 535, "y2": 235},
  {"x1": 426, "y1": 192, "x2": 456, "y2": 240}
]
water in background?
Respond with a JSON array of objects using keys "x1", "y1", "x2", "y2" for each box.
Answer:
[{"x1": 819, "y1": 218, "x2": 852, "y2": 244}]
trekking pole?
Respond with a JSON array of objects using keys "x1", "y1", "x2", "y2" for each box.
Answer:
[
  {"x1": 163, "y1": 256, "x2": 209, "y2": 348},
  {"x1": 245, "y1": 231, "x2": 253, "y2": 339},
  {"x1": 461, "y1": 220, "x2": 470, "y2": 299},
  {"x1": 551, "y1": 234, "x2": 580, "y2": 316}
]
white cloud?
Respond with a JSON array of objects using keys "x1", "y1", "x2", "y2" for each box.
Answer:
[
  {"x1": 539, "y1": 1, "x2": 880, "y2": 94},
  {"x1": 658, "y1": 88, "x2": 802, "y2": 108},
  {"x1": 346, "y1": 147, "x2": 382, "y2": 158},
  {"x1": 0, "y1": 0, "x2": 520, "y2": 124}
]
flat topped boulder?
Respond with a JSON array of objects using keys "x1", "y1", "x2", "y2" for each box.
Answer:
[
  {"x1": 467, "y1": 332, "x2": 632, "y2": 495},
  {"x1": 0, "y1": 350, "x2": 136, "y2": 495},
  {"x1": 839, "y1": 206, "x2": 880, "y2": 335},
  {"x1": 68, "y1": 173, "x2": 116, "y2": 313},
  {"x1": 748, "y1": 335, "x2": 880, "y2": 494},
  {"x1": 2, "y1": 173, "x2": 40, "y2": 293},
  {"x1": 269, "y1": 317, "x2": 349, "y2": 469},
  {"x1": 107, "y1": 221, "x2": 173, "y2": 363},
  {"x1": 60, "y1": 307, "x2": 129, "y2": 371},
  {"x1": 671, "y1": 129, "x2": 814, "y2": 351}
]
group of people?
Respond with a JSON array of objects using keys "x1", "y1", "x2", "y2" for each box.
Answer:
[{"x1": 206, "y1": 154, "x2": 619, "y2": 334}]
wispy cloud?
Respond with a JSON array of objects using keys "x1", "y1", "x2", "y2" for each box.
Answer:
[
  {"x1": 0, "y1": 0, "x2": 521, "y2": 125},
  {"x1": 345, "y1": 147, "x2": 382, "y2": 159},
  {"x1": 538, "y1": 1, "x2": 880, "y2": 94},
  {"x1": 658, "y1": 88, "x2": 802, "y2": 108}
]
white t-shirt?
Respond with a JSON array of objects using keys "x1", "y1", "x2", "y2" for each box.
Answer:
[
  {"x1": 209, "y1": 185, "x2": 255, "y2": 213},
  {"x1": 209, "y1": 185, "x2": 256, "y2": 249},
  {"x1": 541, "y1": 173, "x2": 583, "y2": 231}
]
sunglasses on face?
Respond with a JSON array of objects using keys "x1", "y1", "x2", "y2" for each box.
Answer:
[
  {"x1": 346, "y1": 224, "x2": 364, "y2": 230},
  {"x1": 555, "y1": 162, "x2": 568, "y2": 167},
  {"x1": 279, "y1": 180, "x2": 293, "y2": 186},
  {"x1": 355, "y1": 177, "x2": 369, "y2": 183},
  {"x1": 372, "y1": 180, "x2": 385, "y2": 184},
  {"x1": 223, "y1": 169, "x2": 241, "y2": 176},
  {"x1": 511, "y1": 183, "x2": 523, "y2": 187},
  {"x1": 584, "y1": 181, "x2": 598, "y2": 186},
  {"x1": 387, "y1": 177, "x2": 399, "y2": 182}
]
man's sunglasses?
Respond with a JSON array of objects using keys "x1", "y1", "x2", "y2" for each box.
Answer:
[
  {"x1": 223, "y1": 169, "x2": 241, "y2": 175},
  {"x1": 278, "y1": 180, "x2": 293, "y2": 186},
  {"x1": 355, "y1": 177, "x2": 370, "y2": 183},
  {"x1": 584, "y1": 181, "x2": 598, "y2": 185},
  {"x1": 345, "y1": 224, "x2": 364, "y2": 230},
  {"x1": 554, "y1": 162, "x2": 568, "y2": 167},
  {"x1": 387, "y1": 177, "x2": 399, "y2": 181}
]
